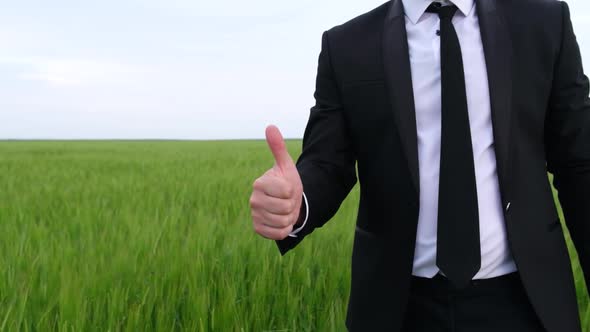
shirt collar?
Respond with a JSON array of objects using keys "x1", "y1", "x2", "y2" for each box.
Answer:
[{"x1": 401, "y1": 0, "x2": 475, "y2": 25}]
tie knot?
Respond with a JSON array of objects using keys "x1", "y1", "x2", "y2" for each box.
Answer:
[{"x1": 426, "y1": 3, "x2": 458, "y2": 19}]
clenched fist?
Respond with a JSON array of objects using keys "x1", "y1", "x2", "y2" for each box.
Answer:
[{"x1": 250, "y1": 125, "x2": 304, "y2": 240}]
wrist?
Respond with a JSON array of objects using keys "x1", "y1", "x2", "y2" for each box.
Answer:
[
  {"x1": 293, "y1": 198, "x2": 305, "y2": 227},
  {"x1": 288, "y1": 192, "x2": 309, "y2": 238}
]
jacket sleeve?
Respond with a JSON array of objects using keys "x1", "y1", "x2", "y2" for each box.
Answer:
[
  {"x1": 545, "y1": 2, "x2": 590, "y2": 291},
  {"x1": 276, "y1": 31, "x2": 358, "y2": 255}
]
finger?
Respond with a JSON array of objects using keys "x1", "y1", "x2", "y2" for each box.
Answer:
[
  {"x1": 253, "y1": 221, "x2": 293, "y2": 240},
  {"x1": 250, "y1": 193, "x2": 295, "y2": 215},
  {"x1": 265, "y1": 125, "x2": 294, "y2": 172},
  {"x1": 252, "y1": 208, "x2": 294, "y2": 228},
  {"x1": 253, "y1": 175, "x2": 294, "y2": 199}
]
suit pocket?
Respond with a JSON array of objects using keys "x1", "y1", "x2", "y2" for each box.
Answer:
[
  {"x1": 351, "y1": 226, "x2": 385, "y2": 282},
  {"x1": 355, "y1": 225, "x2": 377, "y2": 239},
  {"x1": 348, "y1": 225, "x2": 389, "y2": 325}
]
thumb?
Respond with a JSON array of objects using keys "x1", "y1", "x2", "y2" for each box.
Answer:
[{"x1": 265, "y1": 125, "x2": 294, "y2": 172}]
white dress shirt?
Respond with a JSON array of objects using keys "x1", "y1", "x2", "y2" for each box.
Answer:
[{"x1": 293, "y1": 0, "x2": 517, "y2": 280}]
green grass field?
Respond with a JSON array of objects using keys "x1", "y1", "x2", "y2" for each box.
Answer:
[{"x1": 0, "y1": 141, "x2": 588, "y2": 331}]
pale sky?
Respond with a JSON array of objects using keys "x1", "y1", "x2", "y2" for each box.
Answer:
[{"x1": 1, "y1": 0, "x2": 589, "y2": 139}]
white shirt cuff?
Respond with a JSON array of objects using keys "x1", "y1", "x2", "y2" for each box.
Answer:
[{"x1": 288, "y1": 192, "x2": 309, "y2": 238}]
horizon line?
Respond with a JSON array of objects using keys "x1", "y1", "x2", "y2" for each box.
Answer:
[{"x1": 0, "y1": 138, "x2": 304, "y2": 142}]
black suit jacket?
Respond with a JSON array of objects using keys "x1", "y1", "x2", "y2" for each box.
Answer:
[{"x1": 277, "y1": 0, "x2": 590, "y2": 331}]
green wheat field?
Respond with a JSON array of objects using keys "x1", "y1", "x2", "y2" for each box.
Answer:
[{"x1": 0, "y1": 141, "x2": 588, "y2": 331}]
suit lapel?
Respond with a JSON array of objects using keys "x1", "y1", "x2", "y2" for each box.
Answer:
[
  {"x1": 383, "y1": 0, "x2": 420, "y2": 196},
  {"x1": 381, "y1": 0, "x2": 513, "y2": 204},
  {"x1": 476, "y1": 0, "x2": 514, "y2": 207}
]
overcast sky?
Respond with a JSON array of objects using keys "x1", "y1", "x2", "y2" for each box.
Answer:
[{"x1": 1, "y1": 0, "x2": 589, "y2": 140}]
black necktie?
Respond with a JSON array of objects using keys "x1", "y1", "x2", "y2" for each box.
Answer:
[{"x1": 427, "y1": 3, "x2": 481, "y2": 287}]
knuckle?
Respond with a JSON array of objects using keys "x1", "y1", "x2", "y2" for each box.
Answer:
[
  {"x1": 284, "y1": 184, "x2": 294, "y2": 197},
  {"x1": 250, "y1": 196, "x2": 263, "y2": 210},
  {"x1": 276, "y1": 201, "x2": 289, "y2": 214},
  {"x1": 279, "y1": 228, "x2": 292, "y2": 239},
  {"x1": 252, "y1": 177, "x2": 264, "y2": 191},
  {"x1": 288, "y1": 199, "x2": 297, "y2": 212},
  {"x1": 280, "y1": 215, "x2": 292, "y2": 227},
  {"x1": 289, "y1": 214, "x2": 298, "y2": 226},
  {"x1": 290, "y1": 214, "x2": 298, "y2": 225},
  {"x1": 253, "y1": 223, "x2": 264, "y2": 235}
]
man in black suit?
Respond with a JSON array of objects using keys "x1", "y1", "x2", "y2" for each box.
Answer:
[{"x1": 249, "y1": 0, "x2": 590, "y2": 330}]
